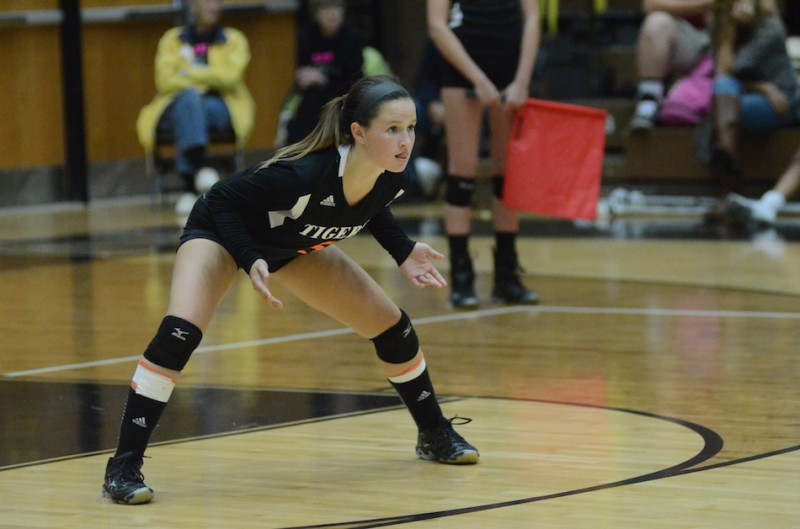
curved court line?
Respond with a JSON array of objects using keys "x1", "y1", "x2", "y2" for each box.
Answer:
[
  {"x1": 5, "y1": 304, "x2": 800, "y2": 378},
  {"x1": 314, "y1": 443, "x2": 799, "y2": 529},
  {"x1": 278, "y1": 400, "x2": 728, "y2": 529},
  {"x1": 2, "y1": 392, "x2": 796, "y2": 527}
]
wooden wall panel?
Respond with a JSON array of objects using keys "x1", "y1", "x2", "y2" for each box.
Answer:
[
  {"x1": 81, "y1": 0, "x2": 168, "y2": 6},
  {"x1": 0, "y1": 10, "x2": 296, "y2": 171},
  {"x1": 82, "y1": 21, "x2": 172, "y2": 163},
  {"x1": 0, "y1": 1, "x2": 168, "y2": 9},
  {"x1": 0, "y1": 26, "x2": 64, "y2": 169},
  {"x1": 0, "y1": 1, "x2": 56, "y2": 11},
  {"x1": 234, "y1": 13, "x2": 297, "y2": 150}
]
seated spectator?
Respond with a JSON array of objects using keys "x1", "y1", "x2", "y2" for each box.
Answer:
[
  {"x1": 276, "y1": 40, "x2": 445, "y2": 201},
  {"x1": 275, "y1": 45, "x2": 384, "y2": 149},
  {"x1": 285, "y1": 0, "x2": 365, "y2": 145},
  {"x1": 137, "y1": 0, "x2": 255, "y2": 215},
  {"x1": 629, "y1": 0, "x2": 713, "y2": 132},
  {"x1": 709, "y1": 0, "x2": 799, "y2": 182}
]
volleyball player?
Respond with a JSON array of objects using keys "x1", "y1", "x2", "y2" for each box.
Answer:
[{"x1": 103, "y1": 76, "x2": 479, "y2": 505}]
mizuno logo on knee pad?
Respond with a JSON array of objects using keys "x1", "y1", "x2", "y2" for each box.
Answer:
[
  {"x1": 143, "y1": 316, "x2": 202, "y2": 372},
  {"x1": 372, "y1": 310, "x2": 419, "y2": 364}
]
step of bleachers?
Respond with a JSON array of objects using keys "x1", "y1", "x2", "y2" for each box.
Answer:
[
  {"x1": 574, "y1": 97, "x2": 800, "y2": 185},
  {"x1": 612, "y1": 123, "x2": 800, "y2": 183}
]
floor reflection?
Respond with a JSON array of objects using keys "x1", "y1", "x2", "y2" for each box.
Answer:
[{"x1": 0, "y1": 380, "x2": 401, "y2": 468}]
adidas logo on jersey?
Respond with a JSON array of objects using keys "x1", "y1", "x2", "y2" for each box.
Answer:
[{"x1": 320, "y1": 195, "x2": 336, "y2": 207}]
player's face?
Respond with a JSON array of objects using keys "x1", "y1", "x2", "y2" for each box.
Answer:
[{"x1": 360, "y1": 98, "x2": 416, "y2": 173}]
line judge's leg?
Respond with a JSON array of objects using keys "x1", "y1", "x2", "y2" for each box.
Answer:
[
  {"x1": 485, "y1": 103, "x2": 539, "y2": 305},
  {"x1": 441, "y1": 87, "x2": 484, "y2": 308}
]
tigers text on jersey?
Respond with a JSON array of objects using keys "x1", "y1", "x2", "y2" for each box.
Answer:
[{"x1": 192, "y1": 145, "x2": 416, "y2": 272}]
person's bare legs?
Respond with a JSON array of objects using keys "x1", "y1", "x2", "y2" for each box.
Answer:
[
  {"x1": 636, "y1": 12, "x2": 680, "y2": 80},
  {"x1": 441, "y1": 87, "x2": 483, "y2": 235},
  {"x1": 737, "y1": 147, "x2": 800, "y2": 224},
  {"x1": 630, "y1": 11, "x2": 680, "y2": 130},
  {"x1": 773, "y1": 148, "x2": 800, "y2": 199}
]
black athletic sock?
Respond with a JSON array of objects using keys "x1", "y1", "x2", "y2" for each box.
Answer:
[
  {"x1": 390, "y1": 367, "x2": 443, "y2": 430},
  {"x1": 494, "y1": 231, "x2": 517, "y2": 255},
  {"x1": 448, "y1": 235, "x2": 469, "y2": 259},
  {"x1": 114, "y1": 388, "x2": 167, "y2": 458}
]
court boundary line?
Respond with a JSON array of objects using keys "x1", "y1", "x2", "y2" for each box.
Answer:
[{"x1": 5, "y1": 304, "x2": 800, "y2": 378}]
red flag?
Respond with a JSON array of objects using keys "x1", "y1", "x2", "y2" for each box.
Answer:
[{"x1": 503, "y1": 99, "x2": 607, "y2": 220}]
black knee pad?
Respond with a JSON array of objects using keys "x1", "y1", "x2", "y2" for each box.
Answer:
[
  {"x1": 445, "y1": 175, "x2": 476, "y2": 206},
  {"x1": 143, "y1": 315, "x2": 202, "y2": 371},
  {"x1": 492, "y1": 175, "x2": 505, "y2": 199},
  {"x1": 370, "y1": 310, "x2": 420, "y2": 364}
]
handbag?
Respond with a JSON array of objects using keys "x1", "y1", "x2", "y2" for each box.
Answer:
[
  {"x1": 658, "y1": 54, "x2": 714, "y2": 126},
  {"x1": 503, "y1": 98, "x2": 607, "y2": 220}
]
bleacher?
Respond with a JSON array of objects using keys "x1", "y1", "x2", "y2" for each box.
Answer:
[{"x1": 539, "y1": 1, "x2": 800, "y2": 197}]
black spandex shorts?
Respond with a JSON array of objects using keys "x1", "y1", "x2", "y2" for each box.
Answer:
[
  {"x1": 178, "y1": 197, "x2": 297, "y2": 273},
  {"x1": 441, "y1": 34, "x2": 520, "y2": 90}
]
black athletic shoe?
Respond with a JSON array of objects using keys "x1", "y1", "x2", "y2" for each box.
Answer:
[
  {"x1": 416, "y1": 417, "x2": 479, "y2": 465},
  {"x1": 450, "y1": 278, "x2": 479, "y2": 309},
  {"x1": 492, "y1": 248, "x2": 539, "y2": 305},
  {"x1": 102, "y1": 451, "x2": 154, "y2": 505},
  {"x1": 450, "y1": 255, "x2": 479, "y2": 309},
  {"x1": 491, "y1": 276, "x2": 540, "y2": 305}
]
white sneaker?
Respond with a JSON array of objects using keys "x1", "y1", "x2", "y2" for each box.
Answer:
[
  {"x1": 194, "y1": 167, "x2": 220, "y2": 194},
  {"x1": 725, "y1": 193, "x2": 777, "y2": 225},
  {"x1": 174, "y1": 192, "x2": 198, "y2": 216},
  {"x1": 750, "y1": 199, "x2": 778, "y2": 225},
  {"x1": 628, "y1": 100, "x2": 658, "y2": 133}
]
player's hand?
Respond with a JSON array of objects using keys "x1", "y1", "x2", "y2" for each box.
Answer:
[
  {"x1": 503, "y1": 80, "x2": 529, "y2": 111},
  {"x1": 400, "y1": 243, "x2": 448, "y2": 289},
  {"x1": 249, "y1": 259, "x2": 284, "y2": 309},
  {"x1": 472, "y1": 77, "x2": 503, "y2": 108}
]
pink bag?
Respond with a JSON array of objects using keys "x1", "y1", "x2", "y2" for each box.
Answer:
[{"x1": 658, "y1": 54, "x2": 714, "y2": 126}]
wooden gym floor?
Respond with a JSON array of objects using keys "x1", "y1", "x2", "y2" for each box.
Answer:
[{"x1": 0, "y1": 196, "x2": 798, "y2": 528}]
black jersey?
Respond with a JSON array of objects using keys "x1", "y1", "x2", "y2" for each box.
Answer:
[
  {"x1": 186, "y1": 146, "x2": 415, "y2": 273},
  {"x1": 442, "y1": 0, "x2": 523, "y2": 89},
  {"x1": 449, "y1": 0, "x2": 522, "y2": 44}
]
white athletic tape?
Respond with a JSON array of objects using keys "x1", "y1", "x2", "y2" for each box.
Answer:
[
  {"x1": 132, "y1": 361, "x2": 176, "y2": 403},
  {"x1": 388, "y1": 356, "x2": 427, "y2": 384}
]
